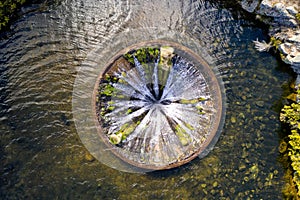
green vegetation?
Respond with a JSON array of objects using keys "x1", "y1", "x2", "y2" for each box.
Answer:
[
  {"x1": 100, "y1": 83, "x2": 116, "y2": 96},
  {"x1": 124, "y1": 46, "x2": 176, "y2": 69},
  {"x1": 270, "y1": 36, "x2": 282, "y2": 50},
  {"x1": 124, "y1": 47, "x2": 160, "y2": 64},
  {"x1": 296, "y1": 13, "x2": 300, "y2": 23},
  {"x1": 174, "y1": 124, "x2": 191, "y2": 146},
  {"x1": 179, "y1": 97, "x2": 207, "y2": 104},
  {"x1": 280, "y1": 86, "x2": 300, "y2": 197},
  {"x1": 109, "y1": 133, "x2": 122, "y2": 145},
  {"x1": 0, "y1": 0, "x2": 27, "y2": 31},
  {"x1": 109, "y1": 122, "x2": 139, "y2": 144}
]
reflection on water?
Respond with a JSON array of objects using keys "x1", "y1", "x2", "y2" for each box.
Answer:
[{"x1": 0, "y1": 0, "x2": 291, "y2": 199}]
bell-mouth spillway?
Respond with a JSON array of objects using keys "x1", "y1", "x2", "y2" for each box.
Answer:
[{"x1": 92, "y1": 40, "x2": 224, "y2": 170}]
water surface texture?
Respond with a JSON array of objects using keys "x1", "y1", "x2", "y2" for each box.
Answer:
[{"x1": 0, "y1": 0, "x2": 291, "y2": 199}]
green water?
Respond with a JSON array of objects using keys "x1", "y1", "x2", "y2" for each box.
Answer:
[{"x1": 0, "y1": 0, "x2": 293, "y2": 199}]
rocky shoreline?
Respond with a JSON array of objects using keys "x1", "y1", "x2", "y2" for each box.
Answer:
[
  {"x1": 240, "y1": 1, "x2": 300, "y2": 197},
  {"x1": 240, "y1": 0, "x2": 300, "y2": 88}
]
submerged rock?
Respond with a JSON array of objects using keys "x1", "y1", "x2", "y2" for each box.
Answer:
[{"x1": 85, "y1": 152, "x2": 95, "y2": 162}]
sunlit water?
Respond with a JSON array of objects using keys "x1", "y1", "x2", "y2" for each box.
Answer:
[{"x1": 0, "y1": 0, "x2": 292, "y2": 199}]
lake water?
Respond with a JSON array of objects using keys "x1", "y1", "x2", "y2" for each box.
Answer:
[{"x1": 0, "y1": 0, "x2": 293, "y2": 199}]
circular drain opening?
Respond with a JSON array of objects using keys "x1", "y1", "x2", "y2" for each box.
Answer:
[{"x1": 93, "y1": 40, "x2": 223, "y2": 170}]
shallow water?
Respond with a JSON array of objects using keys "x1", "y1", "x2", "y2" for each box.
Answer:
[{"x1": 0, "y1": 0, "x2": 292, "y2": 199}]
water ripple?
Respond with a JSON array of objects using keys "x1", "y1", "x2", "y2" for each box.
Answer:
[{"x1": 0, "y1": 0, "x2": 290, "y2": 198}]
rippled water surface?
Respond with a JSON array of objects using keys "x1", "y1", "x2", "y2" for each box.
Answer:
[{"x1": 0, "y1": 0, "x2": 292, "y2": 199}]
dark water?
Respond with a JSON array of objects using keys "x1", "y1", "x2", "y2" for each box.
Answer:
[{"x1": 0, "y1": 0, "x2": 292, "y2": 199}]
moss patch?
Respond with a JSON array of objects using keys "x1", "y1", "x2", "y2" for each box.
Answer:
[{"x1": 280, "y1": 86, "x2": 300, "y2": 197}]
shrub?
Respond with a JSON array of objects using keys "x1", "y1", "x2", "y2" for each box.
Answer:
[
  {"x1": 0, "y1": 0, "x2": 27, "y2": 31},
  {"x1": 280, "y1": 86, "x2": 300, "y2": 196}
]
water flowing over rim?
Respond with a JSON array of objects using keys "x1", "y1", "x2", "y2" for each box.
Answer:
[{"x1": 72, "y1": 28, "x2": 226, "y2": 173}]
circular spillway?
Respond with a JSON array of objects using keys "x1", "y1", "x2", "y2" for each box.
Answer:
[{"x1": 92, "y1": 40, "x2": 224, "y2": 170}]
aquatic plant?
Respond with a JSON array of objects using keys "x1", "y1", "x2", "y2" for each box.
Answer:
[
  {"x1": 253, "y1": 36, "x2": 283, "y2": 52},
  {"x1": 296, "y1": 13, "x2": 300, "y2": 23},
  {"x1": 269, "y1": 36, "x2": 282, "y2": 50},
  {"x1": 280, "y1": 86, "x2": 300, "y2": 197},
  {"x1": 253, "y1": 39, "x2": 272, "y2": 52}
]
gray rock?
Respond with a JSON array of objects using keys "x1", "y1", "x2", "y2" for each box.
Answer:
[
  {"x1": 274, "y1": 18, "x2": 298, "y2": 28},
  {"x1": 279, "y1": 42, "x2": 300, "y2": 69},
  {"x1": 286, "y1": 6, "x2": 298, "y2": 16},
  {"x1": 273, "y1": 3, "x2": 291, "y2": 18},
  {"x1": 288, "y1": 19, "x2": 298, "y2": 28},
  {"x1": 255, "y1": 101, "x2": 264, "y2": 108},
  {"x1": 288, "y1": 34, "x2": 300, "y2": 43},
  {"x1": 285, "y1": 54, "x2": 300, "y2": 65},
  {"x1": 278, "y1": 43, "x2": 293, "y2": 55},
  {"x1": 256, "y1": 0, "x2": 275, "y2": 16},
  {"x1": 241, "y1": 0, "x2": 260, "y2": 13},
  {"x1": 296, "y1": 75, "x2": 300, "y2": 89},
  {"x1": 292, "y1": 66, "x2": 300, "y2": 80},
  {"x1": 254, "y1": 0, "x2": 297, "y2": 26}
]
